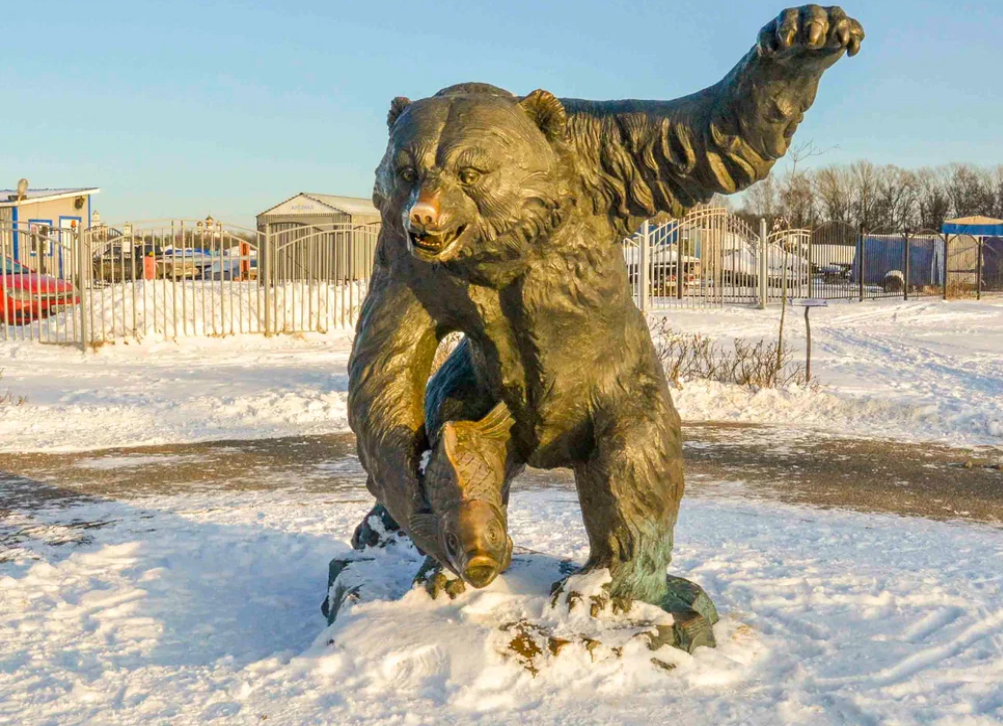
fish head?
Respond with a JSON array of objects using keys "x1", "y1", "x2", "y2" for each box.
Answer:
[{"x1": 439, "y1": 499, "x2": 511, "y2": 588}]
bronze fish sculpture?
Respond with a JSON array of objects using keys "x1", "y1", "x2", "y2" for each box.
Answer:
[{"x1": 418, "y1": 402, "x2": 515, "y2": 588}]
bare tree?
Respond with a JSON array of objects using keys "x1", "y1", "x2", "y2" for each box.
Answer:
[
  {"x1": 874, "y1": 165, "x2": 919, "y2": 231},
  {"x1": 776, "y1": 140, "x2": 831, "y2": 228},
  {"x1": 850, "y1": 160, "x2": 881, "y2": 230},
  {"x1": 741, "y1": 172, "x2": 780, "y2": 227},
  {"x1": 741, "y1": 160, "x2": 1000, "y2": 232},
  {"x1": 945, "y1": 164, "x2": 993, "y2": 219},
  {"x1": 992, "y1": 166, "x2": 1003, "y2": 219},
  {"x1": 915, "y1": 167, "x2": 951, "y2": 230},
  {"x1": 814, "y1": 165, "x2": 854, "y2": 224}
]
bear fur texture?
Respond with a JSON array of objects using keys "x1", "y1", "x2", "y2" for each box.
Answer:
[{"x1": 348, "y1": 7, "x2": 864, "y2": 611}]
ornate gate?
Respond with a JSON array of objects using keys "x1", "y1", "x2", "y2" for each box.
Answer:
[{"x1": 623, "y1": 207, "x2": 763, "y2": 309}]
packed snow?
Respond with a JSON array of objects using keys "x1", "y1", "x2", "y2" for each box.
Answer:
[
  {"x1": 1, "y1": 297, "x2": 1001, "y2": 453},
  {"x1": 2, "y1": 296, "x2": 1003, "y2": 724},
  {"x1": 2, "y1": 487, "x2": 1002, "y2": 725}
]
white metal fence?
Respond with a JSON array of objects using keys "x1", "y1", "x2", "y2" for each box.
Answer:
[
  {"x1": 622, "y1": 208, "x2": 955, "y2": 310},
  {"x1": 0, "y1": 219, "x2": 378, "y2": 347},
  {"x1": 0, "y1": 210, "x2": 975, "y2": 347}
]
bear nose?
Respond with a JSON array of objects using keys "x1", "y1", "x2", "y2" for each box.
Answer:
[{"x1": 408, "y1": 200, "x2": 439, "y2": 229}]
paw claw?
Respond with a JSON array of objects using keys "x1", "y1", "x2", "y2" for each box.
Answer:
[
  {"x1": 414, "y1": 556, "x2": 465, "y2": 600},
  {"x1": 807, "y1": 21, "x2": 825, "y2": 47}
]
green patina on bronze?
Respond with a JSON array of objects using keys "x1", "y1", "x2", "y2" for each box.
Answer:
[{"x1": 345, "y1": 7, "x2": 864, "y2": 651}]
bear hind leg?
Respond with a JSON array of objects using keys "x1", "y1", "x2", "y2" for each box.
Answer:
[{"x1": 568, "y1": 388, "x2": 718, "y2": 636}]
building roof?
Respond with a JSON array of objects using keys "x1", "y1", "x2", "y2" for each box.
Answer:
[
  {"x1": 0, "y1": 187, "x2": 100, "y2": 207},
  {"x1": 258, "y1": 192, "x2": 379, "y2": 219},
  {"x1": 943, "y1": 215, "x2": 1003, "y2": 237}
]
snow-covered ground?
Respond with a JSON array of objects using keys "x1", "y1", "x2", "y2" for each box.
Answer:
[
  {"x1": 2, "y1": 487, "x2": 1002, "y2": 725},
  {"x1": 667, "y1": 297, "x2": 1003, "y2": 447},
  {"x1": 0, "y1": 332, "x2": 356, "y2": 452},
  {"x1": 1, "y1": 297, "x2": 1001, "y2": 452},
  {"x1": 3, "y1": 297, "x2": 1003, "y2": 725}
]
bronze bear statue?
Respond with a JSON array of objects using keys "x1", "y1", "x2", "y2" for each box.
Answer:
[{"x1": 347, "y1": 6, "x2": 864, "y2": 613}]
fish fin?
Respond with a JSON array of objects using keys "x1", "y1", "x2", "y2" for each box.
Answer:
[
  {"x1": 474, "y1": 401, "x2": 515, "y2": 440},
  {"x1": 440, "y1": 423, "x2": 462, "y2": 468},
  {"x1": 408, "y1": 512, "x2": 441, "y2": 553}
]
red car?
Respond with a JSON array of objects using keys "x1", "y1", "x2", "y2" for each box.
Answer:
[{"x1": 1, "y1": 256, "x2": 80, "y2": 324}]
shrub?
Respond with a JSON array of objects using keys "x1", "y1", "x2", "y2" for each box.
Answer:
[{"x1": 648, "y1": 318, "x2": 817, "y2": 390}]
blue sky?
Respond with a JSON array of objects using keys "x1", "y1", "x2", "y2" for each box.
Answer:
[{"x1": 3, "y1": 1, "x2": 1000, "y2": 227}]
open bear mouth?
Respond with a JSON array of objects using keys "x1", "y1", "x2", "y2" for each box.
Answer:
[{"x1": 409, "y1": 225, "x2": 467, "y2": 255}]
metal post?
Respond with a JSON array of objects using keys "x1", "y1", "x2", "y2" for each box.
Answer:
[
  {"x1": 676, "y1": 222, "x2": 684, "y2": 302},
  {"x1": 858, "y1": 224, "x2": 865, "y2": 302},
  {"x1": 804, "y1": 305, "x2": 812, "y2": 383},
  {"x1": 263, "y1": 223, "x2": 273, "y2": 335},
  {"x1": 758, "y1": 218, "x2": 768, "y2": 309},
  {"x1": 75, "y1": 226, "x2": 89, "y2": 351},
  {"x1": 638, "y1": 219, "x2": 650, "y2": 313},
  {"x1": 943, "y1": 234, "x2": 950, "y2": 301},
  {"x1": 976, "y1": 238, "x2": 983, "y2": 301},
  {"x1": 903, "y1": 227, "x2": 910, "y2": 301}
]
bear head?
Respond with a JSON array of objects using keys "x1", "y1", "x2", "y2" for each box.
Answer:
[{"x1": 373, "y1": 83, "x2": 573, "y2": 287}]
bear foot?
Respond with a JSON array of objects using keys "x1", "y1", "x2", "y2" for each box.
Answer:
[
  {"x1": 350, "y1": 503, "x2": 404, "y2": 550},
  {"x1": 413, "y1": 555, "x2": 467, "y2": 600},
  {"x1": 550, "y1": 567, "x2": 718, "y2": 654},
  {"x1": 321, "y1": 556, "x2": 372, "y2": 625}
]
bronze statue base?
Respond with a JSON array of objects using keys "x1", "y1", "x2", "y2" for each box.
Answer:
[{"x1": 322, "y1": 549, "x2": 719, "y2": 656}]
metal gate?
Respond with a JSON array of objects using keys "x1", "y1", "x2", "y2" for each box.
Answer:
[
  {"x1": 263, "y1": 223, "x2": 378, "y2": 334},
  {"x1": 1, "y1": 220, "x2": 82, "y2": 343},
  {"x1": 0, "y1": 219, "x2": 378, "y2": 346},
  {"x1": 624, "y1": 207, "x2": 763, "y2": 310},
  {"x1": 765, "y1": 227, "x2": 813, "y2": 303}
]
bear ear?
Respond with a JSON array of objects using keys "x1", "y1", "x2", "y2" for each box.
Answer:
[
  {"x1": 387, "y1": 96, "x2": 412, "y2": 132},
  {"x1": 518, "y1": 89, "x2": 567, "y2": 142}
]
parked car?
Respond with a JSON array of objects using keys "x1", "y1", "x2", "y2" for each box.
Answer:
[
  {"x1": 624, "y1": 244, "x2": 701, "y2": 294},
  {"x1": 93, "y1": 244, "x2": 145, "y2": 282},
  {"x1": 721, "y1": 243, "x2": 811, "y2": 288},
  {"x1": 2, "y1": 256, "x2": 79, "y2": 324},
  {"x1": 203, "y1": 257, "x2": 258, "y2": 281},
  {"x1": 156, "y1": 247, "x2": 214, "y2": 280}
]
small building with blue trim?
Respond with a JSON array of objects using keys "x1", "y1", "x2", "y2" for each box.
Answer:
[{"x1": 0, "y1": 186, "x2": 99, "y2": 275}]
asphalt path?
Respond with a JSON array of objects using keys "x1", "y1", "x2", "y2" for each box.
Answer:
[{"x1": 2, "y1": 424, "x2": 1001, "y2": 526}]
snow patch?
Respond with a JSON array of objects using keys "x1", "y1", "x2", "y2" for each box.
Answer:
[{"x1": 2, "y1": 488, "x2": 1002, "y2": 724}]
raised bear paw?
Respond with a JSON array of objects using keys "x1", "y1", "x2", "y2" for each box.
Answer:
[{"x1": 757, "y1": 5, "x2": 865, "y2": 60}]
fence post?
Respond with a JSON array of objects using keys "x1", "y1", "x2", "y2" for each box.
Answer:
[
  {"x1": 638, "y1": 219, "x2": 650, "y2": 313},
  {"x1": 976, "y1": 239, "x2": 983, "y2": 301},
  {"x1": 858, "y1": 224, "x2": 865, "y2": 302},
  {"x1": 903, "y1": 227, "x2": 910, "y2": 301},
  {"x1": 943, "y1": 234, "x2": 950, "y2": 301},
  {"x1": 263, "y1": 223, "x2": 273, "y2": 335},
  {"x1": 75, "y1": 227, "x2": 89, "y2": 352},
  {"x1": 759, "y1": 218, "x2": 768, "y2": 309}
]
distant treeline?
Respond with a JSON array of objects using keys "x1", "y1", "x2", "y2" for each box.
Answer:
[{"x1": 735, "y1": 162, "x2": 1003, "y2": 232}]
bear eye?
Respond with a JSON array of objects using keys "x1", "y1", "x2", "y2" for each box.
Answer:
[
  {"x1": 458, "y1": 168, "x2": 483, "y2": 185},
  {"x1": 398, "y1": 167, "x2": 417, "y2": 183}
]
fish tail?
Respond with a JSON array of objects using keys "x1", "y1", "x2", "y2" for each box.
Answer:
[{"x1": 476, "y1": 401, "x2": 515, "y2": 440}]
